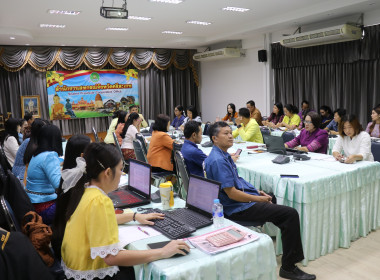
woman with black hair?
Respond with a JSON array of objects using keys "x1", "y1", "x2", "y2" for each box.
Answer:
[
  {"x1": 55, "y1": 143, "x2": 188, "y2": 279},
  {"x1": 319, "y1": 105, "x2": 333, "y2": 129},
  {"x1": 120, "y1": 112, "x2": 141, "y2": 160},
  {"x1": 222, "y1": 103, "x2": 238, "y2": 123},
  {"x1": 263, "y1": 102, "x2": 284, "y2": 128},
  {"x1": 12, "y1": 119, "x2": 47, "y2": 181},
  {"x1": 114, "y1": 111, "x2": 128, "y2": 146},
  {"x1": 277, "y1": 104, "x2": 301, "y2": 130},
  {"x1": 25, "y1": 124, "x2": 63, "y2": 224},
  {"x1": 1, "y1": 118, "x2": 21, "y2": 167},
  {"x1": 180, "y1": 105, "x2": 201, "y2": 130},
  {"x1": 170, "y1": 105, "x2": 185, "y2": 129},
  {"x1": 147, "y1": 114, "x2": 175, "y2": 172},
  {"x1": 104, "y1": 110, "x2": 122, "y2": 144}
]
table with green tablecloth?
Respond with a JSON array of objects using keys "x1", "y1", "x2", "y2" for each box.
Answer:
[
  {"x1": 199, "y1": 141, "x2": 380, "y2": 265},
  {"x1": 119, "y1": 188, "x2": 277, "y2": 280}
]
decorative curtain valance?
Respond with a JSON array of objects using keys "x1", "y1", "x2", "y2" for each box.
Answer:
[
  {"x1": 271, "y1": 24, "x2": 380, "y2": 69},
  {"x1": 0, "y1": 47, "x2": 199, "y2": 86}
]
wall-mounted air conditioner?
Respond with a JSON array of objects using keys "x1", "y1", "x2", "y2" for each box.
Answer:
[
  {"x1": 193, "y1": 48, "x2": 243, "y2": 62},
  {"x1": 280, "y1": 24, "x2": 362, "y2": 48}
]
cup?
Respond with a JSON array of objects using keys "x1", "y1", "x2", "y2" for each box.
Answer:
[{"x1": 159, "y1": 181, "x2": 173, "y2": 210}]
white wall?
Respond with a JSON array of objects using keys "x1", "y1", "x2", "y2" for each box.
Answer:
[{"x1": 199, "y1": 38, "x2": 269, "y2": 122}]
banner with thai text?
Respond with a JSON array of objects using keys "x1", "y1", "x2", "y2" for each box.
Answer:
[{"x1": 46, "y1": 69, "x2": 138, "y2": 120}]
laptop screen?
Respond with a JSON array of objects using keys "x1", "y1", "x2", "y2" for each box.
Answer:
[
  {"x1": 263, "y1": 135, "x2": 286, "y2": 154},
  {"x1": 128, "y1": 160, "x2": 151, "y2": 196},
  {"x1": 186, "y1": 175, "x2": 220, "y2": 214}
]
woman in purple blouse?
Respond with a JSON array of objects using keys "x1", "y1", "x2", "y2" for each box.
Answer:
[{"x1": 285, "y1": 111, "x2": 329, "y2": 154}]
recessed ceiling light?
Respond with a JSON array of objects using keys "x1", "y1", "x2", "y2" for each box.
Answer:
[
  {"x1": 222, "y1": 7, "x2": 250, "y2": 12},
  {"x1": 40, "y1": 24, "x2": 66, "y2": 28},
  {"x1": 48, "y1": 9, "x2": 81, "y2": 15},
  {"x1": 25, "y1": 43, "x2": 30, "y2": 45},
  {"x1": 9, "y1": 37, "x2": 15, "y2": 40},
  {"x1": 186, "y1": 20, "x2": 211, "y2": 26},
  {"x1": 128, "y1": 15, "x2": 152, "y2": 21},
  {"x1": 162, "y1": 31, "x2": 183, "y2": 35},
  {"x1": 149, "y1": 0, "x2": 183, "y2": 4},
  {"x1": 105, "y1": 27, "x2": 129, "y2": 31}
]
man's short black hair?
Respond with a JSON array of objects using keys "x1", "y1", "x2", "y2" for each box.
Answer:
[
  {"x1": 246, "y1": 100, "x2": 255, "y2": 107},
  {"x1": 184, "y1": 120, "x2": 201, "y2": 139},
  {"x1": 152, "y1": 114, "x2": 170, "y2": 132},
  {"x1": 24, "y1": 112, "x2": 33, "y2": 122},
  {"x1": 129, "y1": 105, "x2": 138, "y2": 111},
  {"x1": 238, "y1": 107, "x2": 250, "y2": 119},
  {"x1": 208, "y1": 121, "x2": 230, "y2": 143}
]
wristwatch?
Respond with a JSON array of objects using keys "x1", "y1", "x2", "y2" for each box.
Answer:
[{"x1": 237, "y1": 124, "x2": 242, "y2": 129}]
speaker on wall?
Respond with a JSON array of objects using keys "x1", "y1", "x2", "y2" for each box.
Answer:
[{"x1": 258, "y1": 50, "x2": 267, "y2": 62}]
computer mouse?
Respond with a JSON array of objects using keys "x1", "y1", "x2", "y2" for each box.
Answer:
[{"x1": 174, "y1": 249, "x2": 189, "y2": 257}]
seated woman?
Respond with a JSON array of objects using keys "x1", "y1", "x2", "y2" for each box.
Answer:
[
  {"x1": 332, "y1": 114, "x2": 374, "y2": 163},
  {"x1": 319, "y1": 105, "x2": 333, "y2": 129},
  {"x1": 54, "y1": 143, "x2": 189, "y2": 279},
  {"x1": 222, "y1": 103, "x2": 238, "y2": 123},
  {"x1": 12, "y1": 119, "x2": 46, "y2": 181},
  {"x1": 277, "y1": 104, "x2": 301, "y2": 130},
  {"x1": 325, "y1": 108, "x2": 346, "y2": 135},
  {"x1": 365, "y1": 107, "x2": 380, "y2": 138},
  {"x1": 263, "y1": 102, "x2": 284, "y2": 128},
  {"x1": 114, "y1": 111, "x2": 128, "y2": 146},
  {"x1": 180, "y1": 105, "x2": 202, "y2": 130},
  {"x1": 1, "y1": 118, "x2": 21, "y2": 167},
  {"x1": 147, "y1": 114, "x2": 175, "y2": 172},
  {"x1": 104, "y1": 110, "x2": 121, "y2": 144},
  {"x1": 171, "y1": 105, "x2": 185, "y2": 129},
  {"x1": 285, "y1": 112, "x2": 329, "y2": 153},
  {"x1": 25, "y1": 124, "x2": 63, "y2": 224},
  {"x1": 120, "y1": 112, "x2": 141, "y2": 161}
]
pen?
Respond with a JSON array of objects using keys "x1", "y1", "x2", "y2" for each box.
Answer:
[{"x1": 137, "y1": 226, "x2": 150, "y2": 236}]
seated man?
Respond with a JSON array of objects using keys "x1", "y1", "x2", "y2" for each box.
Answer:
[
  {"x1": 233, "y1": 108, "x2": 263, "y2": 143},
  {"x1": 246, "y1": 100, "x2": 263, "y2": 126},
  {"x1": 181, "y1": 121, "x2": 207, "y2": 177},
  {"x1": 129, "y1": 105, "x2": 148, "y2": 128},
  {"x1": 204, "y1": 121, "x2": 316, "y2": 280}
]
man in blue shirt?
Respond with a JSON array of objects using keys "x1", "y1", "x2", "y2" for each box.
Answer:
[
  {"x1": 181, "y1": 121, "x2": 207, "y2": 177},
  {"x1": 204, "y1": 121, "x2": 316, "y2": 280}
]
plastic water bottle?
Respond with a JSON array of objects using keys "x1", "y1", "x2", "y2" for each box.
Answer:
[{"x1": 212, "y1": 199, "x2": 224, "y2": 228}]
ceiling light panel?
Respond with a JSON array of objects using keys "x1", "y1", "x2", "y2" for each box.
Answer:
[
  {"x1": 186, "y1": 20, "x2": 211, "y2": 26},
  {"x1": 40, "y1": 24, "x2": 66, "y2": 28},
  {"x1": 128, "y1": 16, "x2": 151, "y2": 21},
  {"x1": 48, "y1": 10, "x2": 81, "y2": 15},
  {"x1": 162, "y1": 31, "x2": 183, "y2": 34},
  {"x1": 222, "y1": 7, "x2": 250, "y2": 12},
  {"x1": 149, "y1": 0, "x2": 183, "y2": 4},
  {"x1": 105, "y1": 27, "x2": 129, "y2": 31}
]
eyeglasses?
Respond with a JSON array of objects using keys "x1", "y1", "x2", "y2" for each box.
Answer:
[{"x1": 303, "y1": 121, "x2": 312, "y2": 124}]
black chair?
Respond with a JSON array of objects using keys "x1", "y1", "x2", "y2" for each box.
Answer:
[
  {"x1": 0, "y1": 195, "x2": 20, "y2": 232},
  {"x1": 174, "y1": 151, "x2": 190, "y2": 197},
  {"x1": 112, "y1": 132, "x2": 128, "y2": 172},
  {"x1": 92, "y1": 127, "x2": 100, "y2": 143},
  {"x1": 281, "y1": 131, "x2": 295, "y2": 143},
  {"x1": 0, "y1": 146, "x2": 12, "y2": 172},
  {"x1": 203, "y1": 122, "x2": 211, "y2": 136},
  {"x1": 135, "y1": 133, "x2": 148, "y2": 155},
  {"x1": 371, "y1": 142, "x2": 380, "y2": 162}
]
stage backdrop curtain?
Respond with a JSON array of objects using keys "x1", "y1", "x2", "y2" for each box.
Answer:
[
  {"x1": 0, "y1": 47, "x2": 199, "y2": 135},
  {"x1": 271, "y1": 24, "x2": 380, "y2": 126}
]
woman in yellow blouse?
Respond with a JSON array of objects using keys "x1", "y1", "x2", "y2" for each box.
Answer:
[
  {"x1": 277, "y1": 104, "x2": 301, "y2": 130},
  {"x1": 54, "y1": 143, "x2": 189, "y2": 280}
]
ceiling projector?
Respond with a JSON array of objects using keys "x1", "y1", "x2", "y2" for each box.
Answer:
[{"x1": 100, "y1": 0, "x2": 128, "y2": 19}]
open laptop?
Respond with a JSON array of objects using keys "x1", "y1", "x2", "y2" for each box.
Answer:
[
  {"x1": 163, "y1": 174, "x2": 221, "y2": 229},
  {"x1": 108, "y1": 159, "x2": 151, "y2": 208},
  {"x1": 263, "y1": 134, "x2": 307, "y2": 155}
]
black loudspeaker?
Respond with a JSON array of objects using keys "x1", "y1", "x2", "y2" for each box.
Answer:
[{"x1": 258, "y1": 49, "x2": 267, "y2": 62}]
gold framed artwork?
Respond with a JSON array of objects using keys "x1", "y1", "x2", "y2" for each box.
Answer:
[{"x1": 21, "y1": 95, "x2": 41, "y2": 118}]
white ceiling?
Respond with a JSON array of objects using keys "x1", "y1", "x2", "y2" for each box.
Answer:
[{"x1": 0, "y1": 0, "x2": 380, "y2": 49}]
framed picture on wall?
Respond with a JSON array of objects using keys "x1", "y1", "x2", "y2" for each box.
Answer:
[{"x1": 21, "y1": 95, "x2": 41, "y2": 118}]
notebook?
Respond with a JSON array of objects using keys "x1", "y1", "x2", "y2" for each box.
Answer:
[
  {"x1": 108, "y1": 159, "x2": 151, "y2": 208},
  {"x1": 263, "y1": 135, "x2": 307, "y2": 155},
  {"x1": 164, "y1": 174, "x2": 221, "y2": 229}
]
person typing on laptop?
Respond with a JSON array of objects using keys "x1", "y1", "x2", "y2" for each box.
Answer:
[{"x1": 204, "y1": 122, "x2": 316, "y2": 280}]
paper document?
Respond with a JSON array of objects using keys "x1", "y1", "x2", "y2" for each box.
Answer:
[{"x1": 119, "y1": 225, "x2": 161, "y2": 248}]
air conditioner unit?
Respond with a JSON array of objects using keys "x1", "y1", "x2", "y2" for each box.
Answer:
[
  {"x1": 280, "y1": 24, "x2": 362, "y2": 48},
  {"x1": 193, "y1": 48, "x2": 242, "y2": 62}
]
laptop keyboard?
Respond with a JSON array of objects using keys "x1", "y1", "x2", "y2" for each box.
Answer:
[
  {"x1": 165, "y1": 208, "x2": 212, "y2": 229},
  {"x1": 110, "y1": 191, "x2": 142, "y2": 206},
  {"x1": 142, "y1": 208, "x2": 196, "y2": 239}
]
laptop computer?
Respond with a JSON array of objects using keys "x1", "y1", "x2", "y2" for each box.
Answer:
[
  {"x1": 163, "y1": 174, "x2": 221, "y2": 229},
  {"x1": 263, "y1": 134, "x2": 307, "y2": 155},
  {"x1": 108, "y1": 159, "x2": 152, "y2": 208}
]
